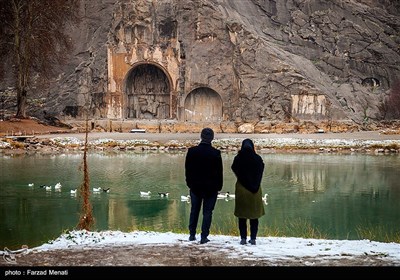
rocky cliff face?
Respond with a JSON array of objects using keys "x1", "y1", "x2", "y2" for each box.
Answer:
[{"x1": 9, "y1": 0, "x2": 400, "y2": 132}]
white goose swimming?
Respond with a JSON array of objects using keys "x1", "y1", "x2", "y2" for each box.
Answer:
[
  {"x1": 70, "y1": 189, "x2": 77, "y2": 195},
  {"x1": 93, "y1": 187, "x2": 102, "y2": 192},
  {"x1": 45, "y1": 186, "x2": 52, "y2": 191}
]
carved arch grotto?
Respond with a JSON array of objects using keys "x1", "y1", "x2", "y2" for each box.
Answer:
[
  {"x1": 123, "y1": 63, "x2": 173, "y2": 119},
  {"x1": 184, "y1": 87, "x2": 223, "y2": 122}
]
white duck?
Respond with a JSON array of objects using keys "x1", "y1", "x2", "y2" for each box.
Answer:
[
  {"x1": 218, "y1": 191, "x2": 235, "y2": 199},
  {"x1": 28, "y1": 183, "x2": 34, "y2": 187},
  {"x1": 158, "y1": 192, "x2": 169, "y2": 197},
  {"x1": 140, "y1": 191, "x2": 151, "y2": 197},
  {"x1": 180, "y1": 195, "x2": 190, "y2": 202},
  {"x1": 226, "y1": 192, "x2": 235, "y2": 199},
  {"x1": 93, "y1": 187, "x2": 102, "y2": 192},
  {"x1": 217, "y1": 192, "x2": 229, "y2": 199},
  {"x1": 45, "y1": 186, "x2": 52, "y2": 191},
  {"x1": 70, "y1": 189, "x2": 77, "y2": 195},
  {"x1": 54, "y1": 182, "x2": 62, "y2": 190},
  {"x1": 262, "y1": 193, "x2": 269, "y2": 205}
]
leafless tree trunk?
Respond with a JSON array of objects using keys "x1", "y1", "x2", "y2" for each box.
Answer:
[
  {"x1": 77, "y1": 117, "x2": 94, "y2": 231},
  {"x1": 0, "y1": 0, "x2": 79, "y2": 118}
]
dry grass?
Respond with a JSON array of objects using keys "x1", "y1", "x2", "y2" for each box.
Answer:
[{"x1": 0, "y1": 118, "x2": 71, "y2": 136}]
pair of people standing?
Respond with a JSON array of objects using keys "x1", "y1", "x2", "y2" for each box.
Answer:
[{"x1": 185, "y1": 128, "x2": 265, "y2": 245}]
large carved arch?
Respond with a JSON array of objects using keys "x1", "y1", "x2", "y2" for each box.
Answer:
[
  {"x1": 184, "y1": 87, "x2": 223, "y2": 122},
  {"x1": 124, "y1": 63, "x2": 173, "y2": 119}
]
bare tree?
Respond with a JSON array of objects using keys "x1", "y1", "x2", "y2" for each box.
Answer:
[
  {"x1": 0, "y1": 0, "x2": 79, "y2": 118},
  {"x1": 76, "y1": 118, "x2": 95, "y2": 231}
]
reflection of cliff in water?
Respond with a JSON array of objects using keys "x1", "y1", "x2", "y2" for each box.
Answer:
[
  {"x1": 126, "y1": 199, "x2": 185, "y2": 230},
  {"x1": 127, "y1": 199, "x2": 171, "y2": 217},
  {"x1": 269, "y1": 154, "x2": 397, "y2": 196},
  {"x1": 288, "y1": 167, "x2": 327, "y2": 192}
]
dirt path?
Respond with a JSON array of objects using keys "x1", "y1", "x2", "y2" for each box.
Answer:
[
  {"x1": 2, "y1": 243, "x2": 397, "y2": 267},
  {"x1": 2, "y1": 119, "x2": 399, "y2": 143},
  {"x1": 32, "y1": 130, "x2": 400, "y2": 143}
]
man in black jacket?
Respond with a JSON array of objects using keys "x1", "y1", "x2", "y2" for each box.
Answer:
[{"x1": 185, "y1": 128, "x2": 223, "y2": 244}]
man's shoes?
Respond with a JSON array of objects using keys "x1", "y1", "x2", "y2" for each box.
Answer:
[
  {"x1": 248, "y1": 239, "x2": 256, "y2": 245},
  {"x1": 200, "y1": 238, "x2": 210, "y2": 244},
  {"x1": 189, "y1": 235, "x2": 196, "y2": 241},
  {"x1": 240, "y1": 238, "x2": 247, "y2": 245}
]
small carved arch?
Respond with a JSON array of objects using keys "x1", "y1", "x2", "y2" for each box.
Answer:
[{"x1": 184, "y1": 87, "x2": 223, "y2": 122}]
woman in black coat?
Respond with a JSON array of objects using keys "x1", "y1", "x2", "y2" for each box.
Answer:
[{"x1": 231, "y1": 138, "x2": 265, "y2": 245}]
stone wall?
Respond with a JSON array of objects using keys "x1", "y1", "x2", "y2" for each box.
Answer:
[{"x1": 2, "y1": 0, "x2": 399, "y2": 132}]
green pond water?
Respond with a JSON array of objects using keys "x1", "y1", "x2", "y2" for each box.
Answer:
[{"x1": 1, "y1": 151, "x2": 399, "y2": 249}]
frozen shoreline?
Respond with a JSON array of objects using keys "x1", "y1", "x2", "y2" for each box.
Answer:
[
  {"x1": 33, "y1": 131, "x2": 400, "y2": 153},
  {"x1": 2, "y1": 131, "x2": 400, "y2": 153}
]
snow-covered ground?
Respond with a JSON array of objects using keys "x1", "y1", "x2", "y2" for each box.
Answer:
[{"x1": 8, "y1": 230, "x2": 399, "y2": 266}]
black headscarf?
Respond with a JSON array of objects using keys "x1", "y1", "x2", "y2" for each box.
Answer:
[{"x1": 231, "y1": 139, "x2": 264, "y2": 193}]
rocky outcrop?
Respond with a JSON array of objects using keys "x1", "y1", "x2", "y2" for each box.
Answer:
[{"x1": 3, "y1": 0, "x2": 399, "y2": 133}]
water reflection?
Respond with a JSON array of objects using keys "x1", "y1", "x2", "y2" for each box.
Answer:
[
  {"x1": 264, "y1": 154, "x2": 400, "y2": 241},
  {"x1": 0, "y1": 152, "x2": 399, "y2": 249}
]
